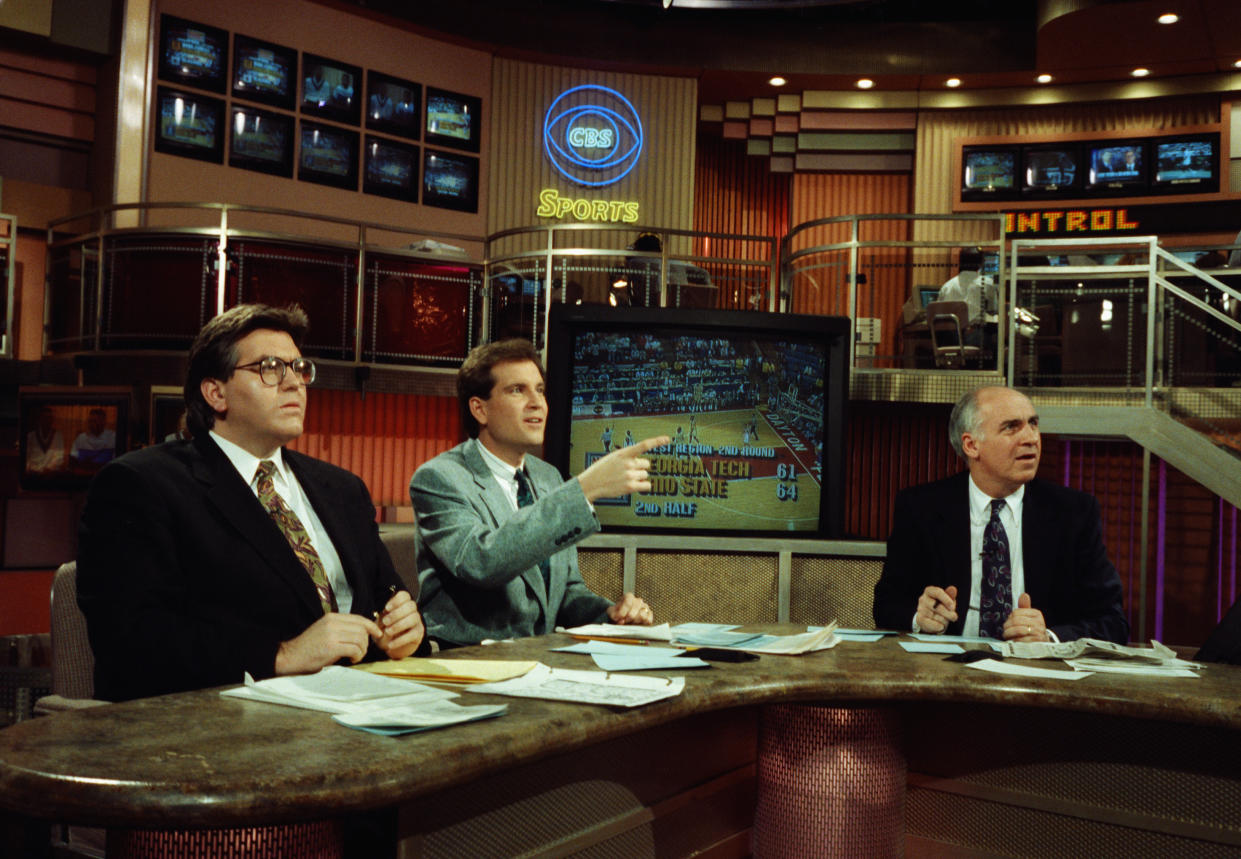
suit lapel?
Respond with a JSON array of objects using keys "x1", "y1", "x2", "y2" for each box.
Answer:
[
  {"x1": 462, "y1": 442, "x2": 552, "y2": 614},
  {"x1": 934, "y1": 473, "x2": 973, "y2": 634},
  {"x1": 1020, "y1": 479, "x2": 1053, "y2": 608},
  {"x1": 288, "y1": 451, "x2": 368, "y2": 609},
  {"x1": 191, "y1": 436, "x2": 322, "y2": 618}
]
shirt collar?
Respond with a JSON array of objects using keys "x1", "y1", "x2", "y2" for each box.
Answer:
[
  {"x1": 211, "y1": 430, "x2": 289, "y2": 487},
  {"x1": 967, "y1": 473, "x2": 1025, "y2": 522},
  {"x1": 474, "y1": 437, "x2": 524, "y2": 485}
]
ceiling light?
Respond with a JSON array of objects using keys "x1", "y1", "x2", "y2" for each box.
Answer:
[
  {"x1": 945, "y1": 78, "x2": 961, "y2": 88},
  {"x1": 768, "y1": 76, "x2": 786, "y2": 87},
  {"x1": 1036, "y1": 73, "x2": 1053, "y2": 84},
  {"x1": 1234, "y1": 59, "x2": 1241, "y2": 68},
  {"x1": 856, "y1": 78, "x2": 874, "y2": 89},
  {"x1": 1157, "y1": 13, "x2": 1178, "y2": 24},
  {"x1": 1132, "y1": 67, "x2": 1150, "y2": 77}
]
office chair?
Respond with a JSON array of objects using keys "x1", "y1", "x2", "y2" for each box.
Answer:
[{"x1": 927, "y1": 300, "x2": 983, "y2": 369}]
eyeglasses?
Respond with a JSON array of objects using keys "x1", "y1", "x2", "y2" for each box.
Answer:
[{"x1": 234, "y1": 356, "x2": 316, "y2": 387}]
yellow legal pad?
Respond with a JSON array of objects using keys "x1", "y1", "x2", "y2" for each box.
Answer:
[{"x1": 352, "y1": 658, "x2": 539, "y2": 685}]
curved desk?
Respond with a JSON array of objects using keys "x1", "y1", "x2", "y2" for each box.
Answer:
[{"x1": 2, "y1": 633, "x2": 1240, "y2": 856}]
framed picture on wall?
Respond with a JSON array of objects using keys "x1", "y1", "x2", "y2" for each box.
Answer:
[
  {"x1": 422, "y1": 148, "x2": 478, "y2": 212},
  {"x1": 154, "y1": 86, "x2": 225, "y2": 164},
  {"x1": 158, "y1": 15, "x2": 228, "y2": 94},
  {"x1": 424, "y1": 87, "x2": 481, "y2": 153},
  {"x1": 298, "y1": 120, "x2": 359, "y2": 190},
  {"x1": 301, "y1": 53, "x2": 362, "y2": 126},
  {"x1": 363, "y1": 136, "x2": 419, "y2": 202},
  {"x1": 18, "y1": 387, "x2": 131, "y2": 490},
  {"x1": 366, "y1": 71, "x2": 420, "y2": 140},
  {"x1": 232, "y1": 34, "x2": 297, "y2": 110},
  {"x1": 229, "y1": 105, "x2": 295, "y2": 177}
]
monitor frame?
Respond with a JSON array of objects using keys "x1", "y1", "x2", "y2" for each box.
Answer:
[
  {"x1": 157, "y1": 14, "x2": 228, "y2": 94},
  {"x1": 424, "y1": 86, "x2": 482, "y2": 153},
  {"x1": 297, "y1": 120, "x2": 359, "y2": 190},
  {"x1": 153, "y1": 86, "x2": 225, "y2": 164},
  {"x1": 1084, "y1": 139, "x2": 1149, "y2": 195},
  {"x1": 1150, "y1": 132, "x2": 1220, "y2": 194},
  {"x1": 300, "y1": 53, "x2": 363, "y2": 126},
  {"x1": 228, "y1": 104, "x2": 295, "y2": 178},
  {"x1": 363, "y1": 135, "x2": 420, "y2": 202},
  {"x1": 422, "y1": 148, "x2": 479, "y2": 213},
  {"x1": 231, "y1": 33, "x2": 297, "y2": 111},
  {"x1": 366, "y1": 71, "x2": 421, "y2": 141},
  {"x1": 544, "y1": 305, "x2": 850, "y2": 539}
]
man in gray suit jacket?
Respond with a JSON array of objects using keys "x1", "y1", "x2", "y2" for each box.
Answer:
[{"x1": 411, "y1": 339, "x2": 666, "y2": 647}]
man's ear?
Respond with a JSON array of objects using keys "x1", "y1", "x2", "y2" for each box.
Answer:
[
  {"x1": 468, "y1": 396, "x2": 488, "y2": 430},
  {"x1": 960, "y1": 431, "x2": 980, "y2": 461},
  {"x1": 200, "y1": 378, "x2": 228, "y2": 419}
]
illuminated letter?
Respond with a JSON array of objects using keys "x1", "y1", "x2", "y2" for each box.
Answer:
[
  {"x1": 598, "y1": 129, "x2": 613, "y2": 147},
  {"x1": 572, "y1": 199, "x2": 592, "y2": 219},
  {"x1": 1117, "y1": 208, "x2": 1139, "y2": 229},
  {"x1": 1066, "y1": 211, "x2": 1087, "y2": 231},
  {"x1": 1090, "y1": 210, "x2": 1113, "y2": 230},
  {"x1": 1004, "y1": 213, "x2": 1015, "y2": 233},
  {"x1": 608, "y1": 201, "x2": 625, "y2": 221},
  {"x1": 591, "y1": 200, "x2": 609, "y2": 220},
  {"x1": 556, "y1": 196, "x2": 574, "y2": 218},
  {"x1": 1017, "y1": 212, "x2": 1040, "y2": 233},
  {"x1": 536, "y1": 189, "x2": 559, "y2": 218},
  {"x1": 622, "y1": 202, "x2": 640, "y2": 223},
  {"x1": 1042, "y1": 211, "x2": 1064, "y2": 231},
  {"x1": 569, "y1": 127, "x2": 587, "y2": 147}
]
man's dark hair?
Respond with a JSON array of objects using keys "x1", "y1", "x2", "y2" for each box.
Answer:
[
  {"x1": 958, "y1": 248, "x2": 984, "y2": 272},
  {"x1": 457, "y1": 339, "x2": 543, "y2": 438},
  {"x1": 184, "y1": 304, "x2": 309, "y2": 434}
]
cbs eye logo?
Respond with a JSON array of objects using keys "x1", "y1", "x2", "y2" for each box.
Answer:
[{"x1": 543, "y1": 84, "x2": 644, "y2": 187}]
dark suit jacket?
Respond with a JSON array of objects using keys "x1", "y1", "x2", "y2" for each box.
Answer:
[
  {"x1": 77, "y1": 434, "x2": 402, "y2": 701},
  {"x1": 411, "y1": 440, "x2": 610, "y2": 646},
  {"x1": 873, "y1": 472, "x2": 1129, "y2": 643}
]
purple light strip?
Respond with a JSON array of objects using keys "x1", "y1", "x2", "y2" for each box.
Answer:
[
  {"x1": 1231, "y1": 503, "x2": 1238, "y2": 610},
  {"x1": 1155, "y1": 458, "x2": 1167, "y2": 641},
  {"x1": 1218, "y1": 498, "x2": 1225, "y2": 620},
  {"x1": 1063, "y1": 439, "x2": 1071, "y2": 487}
]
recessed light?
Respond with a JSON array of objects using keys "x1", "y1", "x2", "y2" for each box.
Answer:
[
  {"x1": 768, "y1": 76, "x2": 786, "y2": 87},
  {"x1": 1036, "y1": 73, "x2": 1053, "y2": 84},
  {"x1": 1234, "y1": 59, "x2": 1241, "y2": 69},
  {"x1": 856, "y1": 78, "x2": 874, "y2": 89},
  {"x1": 945, "y1": 78, "x2": 961, "y2": 88},
  {"x1": 1158, "y1": 13, "x2": 1179, "y2": 24},
  {"x1": 1132, "y1": 68, "x2": 1150, "y2": 77}
]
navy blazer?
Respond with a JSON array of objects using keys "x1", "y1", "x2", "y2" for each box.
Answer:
[
  {"x1": 873, "y1": 472, "x2": 1129, "y2": 643},
  {"x1": 78, "y1": 433, "x2": 402, "y2": 701},
  {"x1": 411, "y1": 440, "x2": 610, "y2": 646}
]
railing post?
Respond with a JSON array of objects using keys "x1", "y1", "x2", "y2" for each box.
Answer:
[
  {"x1": 354, "y1": 223, "x2": 366, "y2": 364},
  {"x1": 1144, "y1": 237, "x2": 1157, "y2": 409},
  {"x1": 215, "y1": 207, "x2": 228, "y2": 317},
  {"x1": 847, "y1": 217, "x2": 859, "y2": 372}
]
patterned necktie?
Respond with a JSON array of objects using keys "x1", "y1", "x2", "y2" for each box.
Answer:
[
  {"x1": 256, "y1": 460, "x2": 336, "y2": 614},
  {"x1": 514, "y1": 469, "x2": 552, "y2": 590},
  {"x1": 979, "y1": 499, "x2": 1012, "y2": 639}
]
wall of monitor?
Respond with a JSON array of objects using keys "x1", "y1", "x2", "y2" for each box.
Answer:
[{"x1": 148, "y1": 0, "x2": 491, "y2": 233}]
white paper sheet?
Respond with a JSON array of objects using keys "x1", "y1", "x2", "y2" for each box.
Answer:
[
  {"x1": 467, "y1": 663, "x2": 684, "y2": 707},
  {"x1": 899, "y1": 641, "x2": 964, "y2": 654},
  {"x1": 965, "y1": 659, "x2": 1093, "y2": 680}
]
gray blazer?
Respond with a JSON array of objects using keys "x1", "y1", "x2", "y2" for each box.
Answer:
[{"x1": 410, "y1": 440, "x2": 610, "y2": 646}]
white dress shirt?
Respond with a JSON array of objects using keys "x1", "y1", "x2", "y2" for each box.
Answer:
[
  {"x1": 210, "y1": 431, "x2": 353, "y2": 612},
  {"x1": 962, "y1": 476, "x2": 1025, "y2": 637},
  {"x1": 475, "y1": 437, "x2": 526, "y2": 512}
]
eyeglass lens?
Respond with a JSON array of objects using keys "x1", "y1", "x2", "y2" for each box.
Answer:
[{"x1": 258, "y1": 357, "x2": 316, "y2": 385}]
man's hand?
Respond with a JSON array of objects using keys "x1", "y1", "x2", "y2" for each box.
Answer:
[
  {"x1": 915, "y1": 585, "x2": 958, "y2": 634},
  {"x1": 275, "y1": 612, "x2": 383, "y2": 676},
  {"x1": 1003, "y1": 592, "x2": 1048, "y2": 642},
  {"x1": 373, "y1": 589, "x2": 425, "y2": 659},
  {"x1": 606, "y1": 592, "x2": 654, "y2": 625},
  {"x1": 577, "y1": 436, "x2": 671, "y2": 502}
]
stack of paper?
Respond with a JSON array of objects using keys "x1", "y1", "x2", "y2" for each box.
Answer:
[
  {"x1": 554, "y1": 640, "x2": 709, "y2": 671},
  {"x1": 559, "y1": 622, "x2": 674, "y2": 642},
  {"x1": 221, "y1": 666, "x2": 508, "y2": 735},
  {"x1": 353, "y1": 658, "x2": 538, "y2": 684},
  {"x1": 998, "y1": 638, "x2": 1201, "y2": 677},
  {"x1": 673, "y1": 622, "x2": 839, "y2": 655},
  {"x1": 468, "y1": 663, "x2": 684, "y2": 708}
]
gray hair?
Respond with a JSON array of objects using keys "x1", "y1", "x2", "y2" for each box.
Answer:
[{"x1": 947, "y1": 389, "x2": 985, "y2": 459}]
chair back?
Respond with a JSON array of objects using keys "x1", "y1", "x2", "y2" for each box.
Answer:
[
  {"x1": 49, "y1": 562, "x2": 95, "y2": 700},
  {"x1": 378, "y1": 523, "x2": 419, "y2": 599},
  {"x1": 927, "y1": 300, "x2": 976, "y2": 369}
]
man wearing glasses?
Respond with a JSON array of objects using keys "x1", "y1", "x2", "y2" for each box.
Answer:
[{"x1": 78, "y1": 303, "x2": 425, "y2": 703}]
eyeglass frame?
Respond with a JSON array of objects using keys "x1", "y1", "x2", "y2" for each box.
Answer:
[{"x1": 233, "y1": 356, "x2": 317, "y2": 386}]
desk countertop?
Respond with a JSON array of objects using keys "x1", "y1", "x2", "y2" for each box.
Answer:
[{"x1": 1, "y1": 631, "x2": 1239, "y2": 828}]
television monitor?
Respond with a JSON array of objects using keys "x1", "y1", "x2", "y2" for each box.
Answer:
[
  {"x1": 1021, "y1": 145, "x2": 1080, "y2": 196},
  {"x1": 301, "y1": 54, "x2": 362, "y2": 126},
  {"x1": 298, "y1": 121, "x2": 358, "y2": 190},
  {"x1": 232, "y1": 34, "x2": 296, "y2": 110},
  {"x1": 960, "y1": 146, "x2": 1018, "y2": 201},
  {"x1": 363, "y1": 136, "x2": 419, "y2": 202},
  {"x1": 157, "y1": 15, "x2": 227, "y2": 93},
  {"x1": 1152, "y1": 133, "x2": 1219, "y2": 193},
  {"x1": 918, "y1": 287, "x2": 940, "y2": 308},
  {"x1": 422, "y1": 149, "x2": 479, "y2": 212},
  {"x1": 153, "y1": 87, "x2": 225, "y2": 164},
  {"x1": 1085, "y1": 141, "x2": 1147, "y2": 193},
  {"x1": 544, "y1": 305, "x2": 850, "y2": 538},
  {"x1": 229, "y1": 105, "x2": 294, "y2": 177},
  {"x1": 366, "y1": 72, "x2": 420, "y2": 140},
  {"x1": 19, "y1": 387, "x2": 130, "y2": 490},
  {"x1": 425, "y1": 87, "x2": 482, "y2": 152}
]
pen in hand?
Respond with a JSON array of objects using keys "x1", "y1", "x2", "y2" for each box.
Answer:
[{"x1": 373, "y1": 584, "x2": 398, "y2": 625}]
